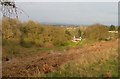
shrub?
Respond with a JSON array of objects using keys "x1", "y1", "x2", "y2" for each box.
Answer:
[
  {"x1": 84, "y1": 24, "x2": 109, "y2": 41},
  {"x1": 109, "y1": 25, "x2": 116, "y2": 31},
  {"x1": 34, "y1": 39, "x2": 44, "y2": 47},
  {"x1": 76, "y1": 29, "x2": 81, "y2": 37},
  {"x1": 20, "y1": 37, "x2": 34, "y2": 48}
]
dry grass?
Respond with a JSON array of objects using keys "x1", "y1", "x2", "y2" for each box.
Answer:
[
  {"x1": 2, "y1": 40, "x2": 118, "y2": 77},
  {"x1": 44, "y1": 47, "x2": 118, "y2": 77}
]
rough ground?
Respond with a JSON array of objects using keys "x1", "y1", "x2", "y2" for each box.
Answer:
[{"x1": 2, "y1": 40, "x2": 118, "y2": 77}]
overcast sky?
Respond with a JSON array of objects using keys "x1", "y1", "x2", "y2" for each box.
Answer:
[{"x1": 16, "y1": 2, "x2": 118, "y2": 25}]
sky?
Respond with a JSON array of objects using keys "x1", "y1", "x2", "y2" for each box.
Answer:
[{"x1": 16, "y1": 2, "x2": 118, "y2": 26}]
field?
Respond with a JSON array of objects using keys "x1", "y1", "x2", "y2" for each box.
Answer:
[
  {"x1": 1, "y1": 18, "x2": 119, "y2": 77},
  {"x1": 2, "y1": 40, "x2": 118, "y2": 77},
  {"x1": 0, "y1": 2, "x2": 119, "y2": 78}
]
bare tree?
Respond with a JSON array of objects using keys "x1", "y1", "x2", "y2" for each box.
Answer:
[
  {"x1": 0, "y1": 0, "x2": 29, "y2": 19},
  {"x1": 0, "y1": 0, "x2": 19, "y2": 18}
]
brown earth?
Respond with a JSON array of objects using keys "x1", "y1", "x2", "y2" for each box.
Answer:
[{"x1": 2, "y1": 40, "x2": 118, "y2": 77}]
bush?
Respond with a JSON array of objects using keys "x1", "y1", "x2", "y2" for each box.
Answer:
[
  {"x1": 20, "y1": 37, "x2": 34, "y2": 48},
  {"x1": 84, "y1": 24, "x2": 109, "y2": 41},
  {"x1": 109, "y1": 25, "x2": 116, "y2": 31},
  {"x1": 43, "y1": 42, "x2": 54, "y2": 48},
  {"x1": 34, "y1": 39, "x2": 44, "y2": 47}
]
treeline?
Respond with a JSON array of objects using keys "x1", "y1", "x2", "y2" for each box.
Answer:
[
  {"x1": 2, "y1": 18, "x2": 117, "y2": 48},
  {"x1": 109, "y1": 25, "x2": 119, "y2": 31},
  {"x1": 2, "y1": 18, "x2": 73, "y2": 48}
]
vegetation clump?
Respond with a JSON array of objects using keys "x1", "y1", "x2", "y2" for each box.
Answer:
[{"x1": 84, "y1": 24, "x2": 109, "y2": 41}]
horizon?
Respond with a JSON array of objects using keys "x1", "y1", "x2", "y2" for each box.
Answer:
[{"x1": 0, "y1": 18, "x2": 117, "y2": 26}]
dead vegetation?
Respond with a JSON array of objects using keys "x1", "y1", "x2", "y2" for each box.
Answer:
[
  {"x1": 1, "y1": 18, "x2": 118, "y2": 77},
  {"x1": 2, "y1": 39, "x2": 118, "y2": 77}
]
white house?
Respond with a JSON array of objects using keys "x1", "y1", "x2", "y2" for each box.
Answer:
[{"x1": 72, "y1": 36, "x2": 82, "y2": 42}]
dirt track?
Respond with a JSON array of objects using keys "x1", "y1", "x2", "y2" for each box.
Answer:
[{"x1": 2, "y1": 40, "x2": 118, "y2": 77}]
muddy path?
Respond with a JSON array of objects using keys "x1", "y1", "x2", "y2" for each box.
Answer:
[{"x1": 2, "y1": 40, "x2": 118, "y2": 77}]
